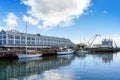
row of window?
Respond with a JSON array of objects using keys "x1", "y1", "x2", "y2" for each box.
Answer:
[
  {"x1": 0, "y1": 35, "x2": 70, "y2": 42},
  {"x1": 2, "y1": 39, "x2": 70, "y2": 43},
  {"x1": 0, "y1": 40, "x2": 73, "y2": 46},
  {"x1": 0, "y1": 38, "x2": 70, "y2": 44}
]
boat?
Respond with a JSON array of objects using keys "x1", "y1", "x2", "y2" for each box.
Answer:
[
  {"x1": 77, "y1": 50, "x2": 88, "y2": 54},
  {"x1": 57, "y1": 49, "x2": 74, "y2": 55},
  {"x1": 75, "y1": 49, "x2": 88, "y2": 57},
  {"x1": 16, "y1": 23, "x2": 42, "y2": 59},
  {"x1": 17, "y1": 56, "x2": 42, "y2": 62},
  {"x1": 16, "y1": 53, "x2": 42, "y2": 59}
]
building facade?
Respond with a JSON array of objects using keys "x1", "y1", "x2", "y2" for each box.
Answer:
[{"x1": 0, "y1": 30, "x2": 74, "y2": 48}]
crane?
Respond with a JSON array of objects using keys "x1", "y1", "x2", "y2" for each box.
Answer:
[
  {"x1": 114, "y1": 41, "x2": 117, "y2": 48},
  {"x1": 87, "y1": 34, "x2": 101, "y2": 48}
]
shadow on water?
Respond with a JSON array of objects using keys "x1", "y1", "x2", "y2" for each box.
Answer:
[{"x1": 0, "y1": 54, "x2": 75, "y2": 80}]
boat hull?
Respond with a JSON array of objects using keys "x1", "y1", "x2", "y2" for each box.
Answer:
[
  {"x1": 57, "y1": 51, "x2": 74, "y2": 55},
  {"x1": 16, "y1": 54, "x2": 42, "y2": 59}
]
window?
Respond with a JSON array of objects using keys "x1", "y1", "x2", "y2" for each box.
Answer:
[
  {"x1": 8, "y1": 40, "x2": 14, "y2": 45},
  {"x1": 36, "y1": 42, "x2": 39, "y2": 45},
  {"x1": 31, "y1": 41, "x2": 35, "y2": 45},
  {"x1": 3, "y1": 40, "x2": 6, "y2": 44},
  {"x1": 36, "y1": 38, "x2": 39, "y2": 41},
  {"x1": 0, "y1": 40, "x2": 2, "y2": 45},
  {"x1": 3, "y1": 35, "x2": 6, "y2": 39},
  {"x1": 27, "y1": 37, "x2": 30, "y2": 40},
  {"x1": 0, "y1": 36, "x2": 2, "y2": 39},
  {"x1": 21, "y1": 41, "x2": 25, "y2": 45},
  {"x1": 15, "y1": 36, "x2": 20, "y2": 39},
  {"x1": 15, "y1": 40, "x2": 20, "y2": 45},
  {"x1": 27, "y1": 41, "x2": 31, "y2": 45},
  {"x1": 21, "y1": 36, "x2": 25, "y2": 40},
  {"x1": 8, "y1": 35, "x2": 14, "y2": 39},
  {"x1": 32, "y1": 37, "x2": 35, "y2": 40}
]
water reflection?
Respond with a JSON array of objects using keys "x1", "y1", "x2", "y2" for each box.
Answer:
[
  {"x1": 75, "y1": 53, "x2": 87, "y2": 59},
  {"x1": 92, "y1": 52, "x2": 115, "y2": 63},
  {"x1": 0, "y1": 52, "x2": 120, "y2": 80},
  {"x1": 0, "y1": 55, "x2": 75, "y2": 80}
]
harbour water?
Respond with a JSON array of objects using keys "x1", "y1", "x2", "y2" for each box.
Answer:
[{"x1": 0, "y1": 52, "x2": 120, "y2": 80}]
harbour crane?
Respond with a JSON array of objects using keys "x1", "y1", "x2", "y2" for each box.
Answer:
[
  {"x1": 87, "y1": 34, "x2": 101, "y2": 48},
  {"x1": 114, "y1": 41, "x2": 117, "y2": 48}
]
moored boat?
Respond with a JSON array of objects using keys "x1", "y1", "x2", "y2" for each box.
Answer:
[
  {"x1": 16, "y1": 22, "x2": 42, "y2": 59},
  {"x1": 77, "y1": 50, "x2": 88, "y2": 54},
  {"x1": 57, "y1": 49, "x2": 74, "y2": 55},
  {"x1": 17, "y1": 53, "x2": 42, "y2": 59}
]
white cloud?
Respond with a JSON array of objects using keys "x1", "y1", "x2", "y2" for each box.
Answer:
[
  {"x1": 3, "y1": 12, "x2": 18, "y2": 30},
  {"x1": 23, "y1": 15, "x2": 39, "y2": 26},
  {"x1": 84, "y1": 9, "x2": 93, "y2": 15},
  {"x1": 22, "y1": 0, "x2": 91, "y2": 30},
  {"x1": 103, "y1": 10, "x2": 108, "y2": 14},
  {"x1": 41, "y1": 70, "x2": 75, "y2": 80}
]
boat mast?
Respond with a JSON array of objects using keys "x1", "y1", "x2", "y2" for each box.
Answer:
[{"x1": 25, "y1": 22, "x2": 27, "y2": 54}]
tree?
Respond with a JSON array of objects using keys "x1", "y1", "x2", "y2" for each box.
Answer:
[{"x1": 76, "y1": 43, "x2": 87, "y2": 49}]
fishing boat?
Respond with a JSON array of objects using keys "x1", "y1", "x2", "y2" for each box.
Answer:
[
  {"x1": 57, "y1": 49, "x2": 74, "y2": 55},
  {"x1": 16, "y1": 23, "x2": 42, "y2": 59}
]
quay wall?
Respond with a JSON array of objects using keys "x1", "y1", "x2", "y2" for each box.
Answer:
[
  {"x1": 0, "y1": 48, "x2": 57, "y2": 58},
  {"x1": 86, "y1": 47, "x2": 120, "y2": 53}
]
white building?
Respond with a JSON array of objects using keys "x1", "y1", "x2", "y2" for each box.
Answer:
[{"x1": 0, "y1": 30, "x2": 74, "y2": 48}]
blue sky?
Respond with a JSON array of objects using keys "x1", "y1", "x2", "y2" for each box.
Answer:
[{"x1": 0, "y1": 0, "x2": 120, "y2": 44}]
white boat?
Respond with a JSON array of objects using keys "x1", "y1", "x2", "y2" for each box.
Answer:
[
  {"x1": 16, "y1": 22, "x2": 42, "y2": 59},
  {"x1": 57, "y1": 49, "x2": 74, "y2": 55},
  {"x1": 77, "y1": 50, "x2": 88, "y2": 54},
  {"x1": 17, "y1": 53, "x2": 42, "y2": 59}
]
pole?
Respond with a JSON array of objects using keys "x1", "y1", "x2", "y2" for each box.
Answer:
[{"x1": 25, "y1": 22, "x2": 27, "y2": 54}]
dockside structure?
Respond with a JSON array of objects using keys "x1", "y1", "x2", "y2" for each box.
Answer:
[{"x1": 0, "y1": 30, "x2": 74, "y2": 48}]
